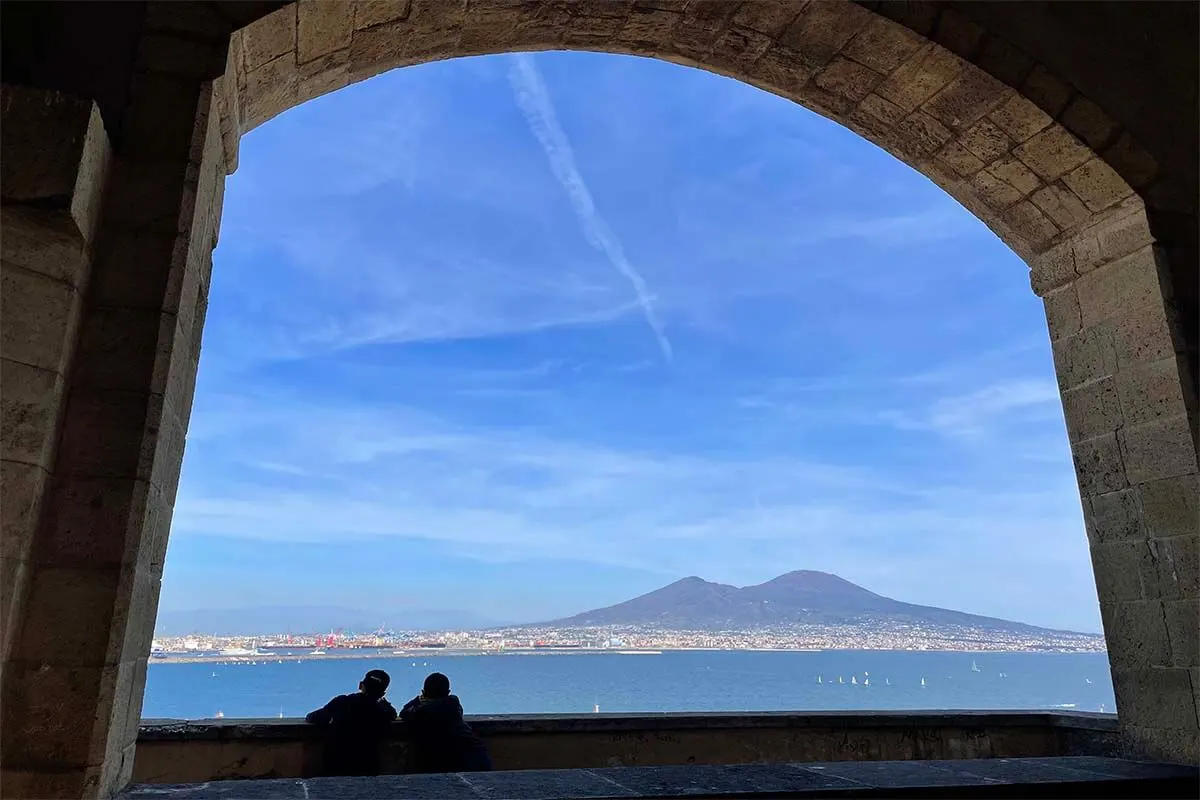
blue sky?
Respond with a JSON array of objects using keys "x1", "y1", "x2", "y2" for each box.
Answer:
[{"x1": 159, "y1": 52, "x2": 1100, "y2": 633}]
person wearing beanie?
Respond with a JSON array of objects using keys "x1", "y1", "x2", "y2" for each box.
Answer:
[{"x1": 306, "y1": 668, "x2": 398, "y2": 775}]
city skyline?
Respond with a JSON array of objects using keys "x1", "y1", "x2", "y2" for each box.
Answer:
[{"x1": 160, "y1": 51, "x2": 1101, "y2": 634}]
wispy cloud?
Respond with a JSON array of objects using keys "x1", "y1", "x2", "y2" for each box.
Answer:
[{"x1": 508, "y1": 53, "x2": 673, "y2": 362}]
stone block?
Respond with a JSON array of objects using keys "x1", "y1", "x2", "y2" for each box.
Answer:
[
  {"x1": 1020, "y1": 63, "x2": 1074, "y2": 117},
  {"x1": 893, "y1": 111, "x2": 951, "y2": 159},
  {"x1": 1112, "y1": 666, "x2": 1198, "y2": 729},
  {"x1": 1013, "y1": 125, "x2": 1093, "y2": 182},
  {"x1": 354, "y1": 0, "x2": 412, "y2": 30},
  {"x1": 1101, "y1": 131, "x2": 1159, "y2": 191},
  {"x1": 1, "y1": 87, "x2": 111, "y2": 242},
  {"x1": 1101, "y1": 599, "x2": 1171, "y2": 671},
  {"x1": 1115, "y1": 356, "x2": 1190, "y2": 426},
  {"x1": 244, "y1": 52, "x2": 300, "y2": 132},
  {"x1": 1031, "y1": 183, "x2": 1091, "y2": 232},
  {"x1": 1, "y1": 661, "x2": 117, "y2": 768},
  {"x1": 988, "y1": 156, "x2": 1041, "y2": 196},
  {"x1": 813, "y1": 57, "x2": 882, "y2": 104},
  {"x1": 730, "y1": 1, "x2": 804, "y2": 38},
  {"x1": 999, "y1": 199, "x2": 1057, "y2": 247},
  {"x1": 1119, "y1": 414, "x2": 1197, "y2": 485},
  {"x1": 1052, "y1": 322, "x2": 1118, "y2": 391},
  {"x1": 1029, "y1": 239, "x2": 1077, "y2": 295},
  {"x1": 710, "y1": 26, "x2": 773, "y2": 68},
  {"x1": 1084, "y1": 488, "x2": 1145, "y2": 544},
  {"x1": 0, "y1": 359, "x2": 65, "y2": 467},
  {"x1": 1062, "y1": 157, "x2": 1134, "y2": 214},
  {"x1": 874, "y1": 44, "x2": 962, "y2": 113},
  {"x1": 13, "y1": 565, "x2": 128, "y2": 666},
  {"x1": 987, "y1": 94, "x2": 1052, "y2": 143},
  {"x1": 0, "y1": 263, "x2": 81, "y2": 373},
  {"x1": 935, "y1": 140, "x2": 985, "y2": 177},
  {"x1": 122, "y1": 73, "x2": 209, "y2": 164},
  {"x1": 752, "y1": 46, "x2": 816, "y2": 97},
  {"x1": 922, "y1": 69, "x2": 1008, "y2": 131},
  {"x1": 38, "y1": 476, "x2": 157, "y2": 568},
  {"x1": 1071, "y1": 432, "x2": 1127, "y2": 495},
  {"x1": 88, "y1": 231, "x2": 186, "y2": 313},
  {"x1": 1137, "y1": 474, "x2": 1200, "y2": 539},
  {"x1": 778, "y1": 1, "x2": 869, "y2": 68},
  {"x1": 1164, "y1": 599, "x2": 1199, "y2": 667},
  {"x1": 842, "y1": 16, "x2": 924, "y2": 74},
  {"x1": 1112, "y1": 300, "x2": 1174, "y2": 368},
  {"x1": 242, "y1": 6, "x2": 297, "y2": 71},
  {"x1": 0, "y1": 459, "x2": 48, "y2": 559},
  {"x1": 975, "y1": 35, "x2": 1034, "y2": 90},
  {"x1": 1122, "y1": 725, "x2": 1200, "y2": 767},
  {"x1": 1075, "y1": 246, "x2": 1162, "y2": 328},
  {"x1": 298, "y1": 1, "x2": 353, "y2": 63},
  {"x1": 1090, "y1": 541, "x2": 1145, "y2": 603},
  {"x1": 970, "y1": 169, "x2": 1023, "y2": 209},
  {"x1": 1, "y1": 554, "x2": 29, "y2": 660},
  {"x1": 959, "y1": 118, "x2": 1012, "y2": 162},
  {"x1": 1096, "y1": 206, "x2": 1154, "y2": 262},
  {"x1": 54, "y1": 389, "x2": 163, "y2": 481},
  {"x1": 1060, "y1": 95, "x2": 1118, "y2": 152},
  {"x1": 932, "y1": 8, "x2": 984, "y2": 59},
  {"x1": 617, "y1": 6, "x2": 681, "y2": 53},
  {"x1": 1061, "y1": 376, "x2": 1123, "y2": 442},
  {"x1": 70, "y1": 306, "x2": 177, "y2": 396},
  {"x1": 101, "y1": 158, "x2": 194, "y2": 233},
  {"x1": 1141, "y1": 533, "x2": 1199, "y2": 601},
  {"x1": 0, "y1": 206, "x2": 88, "y2": 286}
]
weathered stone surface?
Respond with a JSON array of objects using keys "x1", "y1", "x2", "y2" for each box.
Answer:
[
  {"x1": 1020, "y1": 63, "x2": 1074, "y2": 117},
  {"x1": 922, "y1": 69, "x2": 1008, "y2": 130},
  {"x1": 38, "y1": 477, "x2": 158, "y2": 568},
  {"x1": 1060, "y1": 95, "x2": 1118, "y2": 153},
  {"x1": 298, "y1": 1, "x2": 353, "y2": 64},
  {"x1": 1137, "y1": 474, "x2": 1200, "y2": 539},
  {"x1": 1101, "y1": 599, "x2": 1172, "y2": 672},
  {"x1": 1101, "y1": 131, "x2": 1159, "y2": 191},
  {"x1": 1096, "y1": 205, "x2": 1154, "y2": 261},
  {"x1": 0, "y1": 264, "x2": 81, "y2": 373},
  {"x1": 1112, "y1": 667, "x2": 1199, "y2": 730},
  {"x1": 999, "y1": 199, "x2": 1057, "y2": 247},
  {"x1": 1070, "y1": 432, "x2": 1127, "y2": 495},
  {"x1": 1115, "y1": 356, "x2": 1190, "y2": 426},
  {"x1": 0, "y1": 359, "x2": 64, "y2": 468},
  {"x1": 842, "y1": 16, "x2": 923, "y2": 74},
  {"x1": 1118, "y1": 414, "x2": 1197, "y2": 485},
  {"x1": 1111, "y1": 300, "x2": 1174, "y2": 368},
  {"x1": 242, "y1": 6, "x2": 298, "y2": 70},
  {"x1": 1084, "y1": 488, "x2": 1144, "y2": 545},
  {"x1": 1013, "y1": 124, "x2": 1093, "y2": 181},
  {"x1": 0, "y1": 459, "x2": 48, "y2": 560},
  {"x1": 1090, "y1": 541, "x2": 1145, "y2": 603},
  {"x1": 1141, "y1": 533, "x2": 1199, "y2": 601},
  {"x1": 1063, "y1": 157, "x2": 1135, "y2": 213},
  {"x1": 1075, "y1": 246, "x2": 1162, "y2": 327},
  {"x1": 1164, "y1": 599, "x2": 1199, "y2": 668},
  {"x1": 1053, "y1": 323, "x2": 1119, "y2": 391},
  {"x1": 813, "y1": 57, "x2": 882, "y2": 104},
  {"x1": 0, "y1": 206, "x2": 88, "y2": 286},
  {"x1": 1031, "y1": 183, "x2": 1091, "y2": 231},
  {"x1": 875, "y1": 44, "x2": 962, "y2": 113}
]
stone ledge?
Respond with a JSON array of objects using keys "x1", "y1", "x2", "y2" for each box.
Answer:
[
  {"x1": 120, "y1": 757, "x2": 1200, "y2": 799},
  {"x1": 139, "y1": 710, "x2": 1119, "y2": 741}
]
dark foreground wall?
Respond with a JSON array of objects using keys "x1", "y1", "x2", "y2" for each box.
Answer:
[{"x1": 133, "y1": 711, "x2": 1122, "y2": 784}]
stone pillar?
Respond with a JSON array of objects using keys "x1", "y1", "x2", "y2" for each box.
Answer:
[
  {"x1": 1, "y1": 37, "x2": 229, "y2": 800},
  {"x1": 1, "y1": 87, "x2": 112, "y2": 668},
  {"x1": 1035, "y1": 199, "x2": 1200, "y2": 765}
]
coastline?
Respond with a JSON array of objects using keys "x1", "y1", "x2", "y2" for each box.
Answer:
[{"x1": 149, "y1": 645, "x2": 1107, "y2": 666}]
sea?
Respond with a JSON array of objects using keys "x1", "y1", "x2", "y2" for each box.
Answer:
[{"x1": 142, "y1": 650, "x2": 1116, "y2": 720}]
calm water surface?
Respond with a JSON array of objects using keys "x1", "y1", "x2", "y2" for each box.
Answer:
[{"x1": 142, "y1": 650, "x2": 1115, "y2": 719}]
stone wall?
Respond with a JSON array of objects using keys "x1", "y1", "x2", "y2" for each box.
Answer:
[{"x1": 131, "y1": 711, "x2": 1122, "y2": 784}]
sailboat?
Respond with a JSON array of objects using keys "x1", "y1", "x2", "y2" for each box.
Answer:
[
  {"x1": 971, "y1": 660, "x2": 981, "y2": 673},
  {"x1": 838, "y1": 676, "x2": 844, "y2": 684},
  {"x1": 920, "y1": 677, "x2": 926, "y2": 687},
  {"x1": 817, "y1": 675, "x2": 823, "y2": 684},
  {"x1": 863, "y1": 678, "x2": 870, "y2": 686},
  {"x1": 885, "y1": 678, "x2": 890, "y2": 686},
  {"x1": 851, "y1": 676, "x2": 857, "y2": 685}
]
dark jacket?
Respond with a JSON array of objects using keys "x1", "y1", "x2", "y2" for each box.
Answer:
[
  {"x1": 305, "y1": 692, "x2": 398, "y2": 776},
  {"x1": 399, "y1": 694, "x2": 491, "y2": 773}
]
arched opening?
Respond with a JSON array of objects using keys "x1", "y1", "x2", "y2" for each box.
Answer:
[{"x1": 1, "y1": 2, "x2": 1195, "y2": 796}]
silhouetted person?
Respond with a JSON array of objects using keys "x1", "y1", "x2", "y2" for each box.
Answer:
[
  {"x1": 306, "y1": 669, "x2": 398, "y2": 776},
  {"x1": 399, "y1": 672, "x2": 491, "y2": 773}
]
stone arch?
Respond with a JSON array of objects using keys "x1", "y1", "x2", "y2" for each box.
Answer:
[
  {"x1": 218, "y1": 1, "x2": 1145, "y2": 268},
  {"x1": 0, "y1": 2, "x2": 1196, "y2": 796}
]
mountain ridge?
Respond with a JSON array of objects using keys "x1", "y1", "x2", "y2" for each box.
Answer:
[{"x1": 546, "y1": 569, "x2": 1086, "y2": 635}]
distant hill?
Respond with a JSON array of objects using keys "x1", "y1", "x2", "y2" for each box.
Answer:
[
  {"x1": 154, "y1": 605, "x2": 505, "y2": 636},
  {"x1": 548, "y1": 570, "x2": 1076, "y2": 634}
]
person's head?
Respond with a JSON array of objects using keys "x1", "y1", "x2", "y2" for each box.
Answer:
[
  {"x1": 360, "y1": 669, "x2": 390, "y2": 698},
  {"x1": 422, "y1": 672, "x2": 451, "y2": 699}
]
